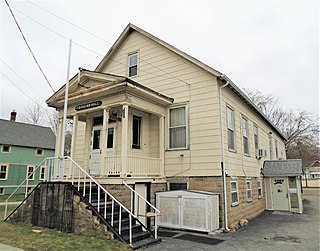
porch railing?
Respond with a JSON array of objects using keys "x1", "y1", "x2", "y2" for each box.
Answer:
[{"x1": 103, "y1": 155, "x2": 162, "y2": 177}]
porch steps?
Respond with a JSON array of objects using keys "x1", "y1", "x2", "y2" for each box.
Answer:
[{"x1": 78, "y1": 183, "x2": 160, "y2": 249}]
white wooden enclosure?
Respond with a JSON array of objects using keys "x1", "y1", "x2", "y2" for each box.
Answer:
[{"x1": 156, "y1": 190, "x2": 219, "y2": 232}]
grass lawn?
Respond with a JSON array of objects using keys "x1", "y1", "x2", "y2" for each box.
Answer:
[
  {"x1": 0, "y1": 194, "x2": 26, "y2": 203},
  {"x1": 0, "y1": 211, "x2": 130, "y2": 251}
]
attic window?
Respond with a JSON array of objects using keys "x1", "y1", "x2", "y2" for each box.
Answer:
[
  {"x1": 1, "y1": 145, "x2": 11, "y2": 153},
  {"x1": 128, "y1": 52, "x2": 138, "y2": 77},
  {"x1": 36, "y1": 148, "x2": 44, "y2": 156}
]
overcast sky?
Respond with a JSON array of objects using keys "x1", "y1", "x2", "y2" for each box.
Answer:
[{"x1": 0, "y1": 0, "x2": 318, "y2": 123}]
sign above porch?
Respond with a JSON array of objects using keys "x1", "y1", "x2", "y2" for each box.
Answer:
[{"x1": 75, "y1": 100, "x2": 102, "y2": 111}]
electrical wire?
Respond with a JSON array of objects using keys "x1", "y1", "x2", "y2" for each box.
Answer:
[
  {"x1": 0, "y1": 59, "x2": 46, "y2": 99},
  {"x1": 0, "y1": 70, "x2": 56, "y2": 118},
  {"x1": 23, "y1": 1, "x2": 189, "y2": 86},
  {"x1": 3, "y1": 0, "x2": 55, "y2": 93}
]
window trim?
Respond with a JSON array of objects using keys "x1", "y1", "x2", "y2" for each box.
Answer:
[
  {"x1": 242, "y1": 116, "x2": 249, "y2": 156},
  {"x1": 246, "y1": 178, "x2": 253, "y2": 202},
  {"x1": 0, "y1": 164, "x2": 8, "y2": 180},
  {"x1": 1, "y1": 145, "x2": 11, "y2": 153},
  {"x1": 27, "y1": 165, "x2": 35, "y2": 180},
  {"x1": 168, "y1": 104, "x2": 189, "y2": 150},
  {"x1": 39, "y1": 166, "x2": 46, "y2": 181},
  {"x1": 35, "y1": 148, "x2": 44, "y2": 156},
  {"x1": 257, "y1": 178, "x2": 263, "y2": 199},
  {"x1": 275, "y1": 140, "x2": 279, "y2": 160},
  {"x1": 168, "y1": 181, "x2": 188, "y2": 191},
  {"x1": 230, "y1": 179, "x2": 239, "y2": 206},
  {"x1": 128, "y1": 52, "x2": 139, "y2": 77},
  {"x1": 227, "y1": 106, "x2": 236, "y2": 151},
  {"x1": 132, "y1": 115, "x2": 142, "y2": 149},
  {"x1": 253, "y1": 124, "x2": 259, "y2": 158},
  {"x1": 0, "y1": 187, "x2": 4, "y2": 195}
]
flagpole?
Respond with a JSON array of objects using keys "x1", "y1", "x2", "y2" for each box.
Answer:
[{"x1": 60, "y1": 38, "x2": 72, "y2": 180}]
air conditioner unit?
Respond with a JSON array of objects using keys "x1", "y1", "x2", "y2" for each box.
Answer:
[{"x1": 257, "y1": 149, "x2": 267, "y2": 158}]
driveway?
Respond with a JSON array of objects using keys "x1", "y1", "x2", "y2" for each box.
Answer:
[{"x1": 147, "y1": 188, "x2": 320, "y2": 251}]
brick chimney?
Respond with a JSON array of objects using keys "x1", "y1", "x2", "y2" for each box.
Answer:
[{"x1": 10, "y1": 110, "x2": 17, "y2": 121}]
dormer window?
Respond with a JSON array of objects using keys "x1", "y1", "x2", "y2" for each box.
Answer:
[{"x1": 128, "y1": 52, "x2": 138, "y2": 77}]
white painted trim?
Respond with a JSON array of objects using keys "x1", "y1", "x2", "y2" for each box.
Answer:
[{"x1": 0, "y1": 163, "x2": 9, "y2": 180}]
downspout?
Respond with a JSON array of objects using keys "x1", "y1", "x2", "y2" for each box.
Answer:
[{"x1": 219, "y1": 76, "x2": 230, "y2": 231}]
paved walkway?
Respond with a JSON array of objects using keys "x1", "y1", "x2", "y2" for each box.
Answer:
[{"x1": 147, "y1": 188, "x2": 320, "y2": 251}]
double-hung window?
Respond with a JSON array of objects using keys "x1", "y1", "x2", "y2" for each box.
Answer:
[
  {"x1": 0, "y1": 165, "x2": 8, "y2": 180},
  {"x1": 39, "y1": 166, "x2": 46, "y2": 181},
  {"x1": 169, "y1": 106, "x2": 187, "y2": 149},
  {"x1": 231, "y1": 179, "x2": 239, "y2": 205},
  {"x1": 275, "y1": 140, "x2": 279, "y2": 159},
  {"x1": 246, "y1": 179, "x2": 252, "y2": 201},
  {"x1": 269, "y1": 135, "x2": 273, "y2": 160},
  {"x1": 227, "y1": 107, "x2": 235, "y2": 150},
  {"x1": 242, "y1": 117, "x2": 249, "y2": 155},
  {"x1": 132, "y1": 115, "x2": 142, "y2": 149},
  {"x1": 257, "y1": 179, "x2": 263, "y2": 198},
  {"x1": 254, "y1": 125, "x2": 259, "y2": 157},
  {"x1": 128, "y1": 52, "x2": 138, "y2": 77},
  {"x1": 27, "y1": 166, "x2": 35, "y2": 180}
]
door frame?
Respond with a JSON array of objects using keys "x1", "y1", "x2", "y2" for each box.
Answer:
[
  {"x1": 271, "y1": 177, "x2": 291, "y2": 211},
  {"x1": 90, "y1": 125, "x2": 102, "y2": 175},
  {"x1": 133, "y1": 182, "x2": 151, "y2": 229}
]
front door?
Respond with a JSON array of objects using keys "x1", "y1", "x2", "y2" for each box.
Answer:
[
  {"x1": 271, "y1": 177, "x2": 290, "y2": 211},
  {"x1": 90, "y1": 126, "x2": 102, "y2": 175}
]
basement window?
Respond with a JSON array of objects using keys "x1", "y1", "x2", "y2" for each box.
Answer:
[
  {"x1": 1, "y1": 145, "x2": 11, "y2": 153},
  {"x1": 39, "y1": 166, "x2": 46, "y2": 181},
  {"x1": 258, "y1": 179, "x2": 263, "y2": 198},
  {"x1": 246, "y1": 178, "x2": 252, "y2": 202},
  {"x1": 169, "y1": 182, "x2": 188, "y2": 191},
  {"x1": 231, "y1": 179, "x2": 238, "y2": 206}
]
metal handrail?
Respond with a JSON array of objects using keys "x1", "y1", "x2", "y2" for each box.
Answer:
[
  {"x1": 3, "y1": 157, "x2": 51, "y2": 219},
  {"x1": 123, "y1": 181, "x2": 160, "y2": 239}
]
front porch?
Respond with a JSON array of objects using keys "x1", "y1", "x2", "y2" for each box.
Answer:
[{"x1": 49, "y1": 69, "x2": 173, "y2": 179}]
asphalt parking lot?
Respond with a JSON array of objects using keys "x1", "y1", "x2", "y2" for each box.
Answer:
[{"x1": 147, "y1": 188, "x2": 320, "y2": 251}]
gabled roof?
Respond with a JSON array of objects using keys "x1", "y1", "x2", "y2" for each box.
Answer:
[
  {"x1": 94, "y1": 24, "x2": 286, "y2": 140},
  {"x1": 46, "y1": 69, "x2": 173, "y2": 107},
  {"x1": 263, "y1": 160, "x2": 303, "y2": 177},
  {"x1": 0, "y1": 119, "x2": 56, "y2": 150},
  {"x1": 48, "y1": 23, "x2": 286, "y2": 140},
  {"x1": 309, "y1": 160, "x2": 320, "y2": 168}
]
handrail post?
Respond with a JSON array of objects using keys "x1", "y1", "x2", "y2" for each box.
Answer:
[{"x1": 129, "y1": 214, "x2": 132, "y2": 244}]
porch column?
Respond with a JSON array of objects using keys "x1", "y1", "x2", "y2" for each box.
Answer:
[
  {"x1": 70, "y1": 115, "x2": 78, "y2": 160},
  {"x1": 101, "y1": 108, "x2": 109, "y2": 176},
  {"x1": 297, "y1": 176, "x2": 303, "y2": 213},
  {"x1": 121, "y1": 104, "x2": 129, "y2": 177},
  {"x1": 159, "y1": 115, "x2": 165, "y2": 177},
  {"x1": 55, "y1": 117, "x2": 63, "y2": 158}
]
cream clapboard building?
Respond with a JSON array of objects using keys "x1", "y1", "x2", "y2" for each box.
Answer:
[{"x1": 47, "y1": 24, "x2": 290, "y2": 230}]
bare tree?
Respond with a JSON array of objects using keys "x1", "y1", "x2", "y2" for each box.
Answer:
[
  {"x1": 244, "y1": 88, "x2": 319, "y2": 165},
  {"x1": 21, "y1": 103, "x2": 46, "y2": 125}
]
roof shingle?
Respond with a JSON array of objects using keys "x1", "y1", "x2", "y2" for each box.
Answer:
[
  {"x1": 263, "y1": 159, "x2": 303, "y2": 177},
  {"x1": 0, "y1": 119, "x2": 56, "y2": 150}
]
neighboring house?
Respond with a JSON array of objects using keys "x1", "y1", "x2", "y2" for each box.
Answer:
[
  {"x1": 46, "y1": 23, "x2": 298, "y2": 231},
  {"x1": 305, "y1": 160, "x2": 320, "y2": 179},
  {"x1": 0, "y1": 112, "x2": 56, "y2": 195}
]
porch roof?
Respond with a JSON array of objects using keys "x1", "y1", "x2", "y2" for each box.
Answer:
[
  {"x1": 263, "y1": 159, "x2": 303, "y2": 177},
  {"x1": 46, "y1": 68, "x2": 174, "y2": 108}
]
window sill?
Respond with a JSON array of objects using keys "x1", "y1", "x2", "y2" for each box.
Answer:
[
  {"x1": 247, "y1": 199, "x2": 253, "y2": 203},
  {"x1": 228, "y1": 149, "x2": 237, "y2": 153},
  {"x1": 231, "y1": 202, "x2": 239, "y2": 207},
  {"x1": 258, "y1": 196, "x2": 263, "y2": 200},
  {"x1": 244, "y1": 153, "x2": 250, "y2": 157},
  {"x1": 166, "y1": 147, "x2": 189, "y2": 152}
]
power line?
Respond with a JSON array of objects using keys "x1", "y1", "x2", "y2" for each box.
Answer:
[
  {"x1": 23, "y1": 1, "x2": 189, "y2": 86},
  {"x1": 3, "y1": 0, "x2": 55, "y2": 93},
  {"x1": 0, "y1": 70, "x2": 56, "y2": 118},
  {"x1": 0, "y1": 58, "x2": 46, "y2": 99}
]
